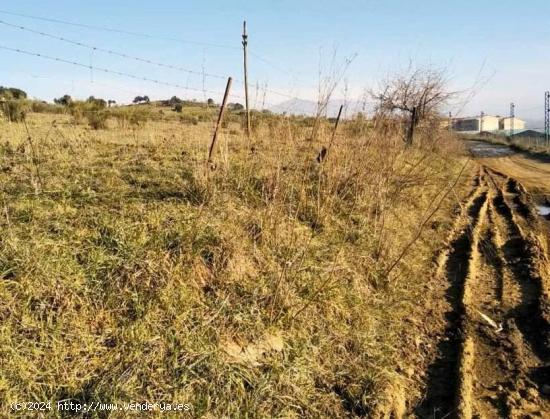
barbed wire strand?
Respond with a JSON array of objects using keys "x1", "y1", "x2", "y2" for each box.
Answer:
[
  {"x1": 0, "y1": 18, "x2": 314, "y2": 102},
  {"x1": 0, "y1": 19, "x2": 228, "y2": 80},
  {"x1": 0, "y1": 44, "x2": 243, "y2": 98},
  {"x1": 0, "y1": 9, "x2": 238, "y2": 50},
  {"x1": 0, "y1": 44, "x2": 315, "y2": 111}
]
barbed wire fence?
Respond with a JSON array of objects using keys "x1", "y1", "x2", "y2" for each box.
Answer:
[
  {"x1": 0, "y1": 9, "x2": 388, "y2": 169},
  {"x1": 0, "y1": 12, "x2": 331, "y2": 116}
]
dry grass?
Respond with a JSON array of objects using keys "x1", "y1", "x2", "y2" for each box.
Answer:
[{"x1": 0, "y1": 111, "x2": 468, "y2": 417}]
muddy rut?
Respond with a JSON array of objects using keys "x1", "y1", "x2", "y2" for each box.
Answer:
[{"x1": 416, "y1": 165, "x2": 550, "y2": 418}]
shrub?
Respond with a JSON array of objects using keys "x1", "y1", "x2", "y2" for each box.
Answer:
[
  {"x1": 68, "y1": 104, "x2": 85, "y2": 125},
  {"x1": 173, "y1": 103, "x2": 183, "y2": 113},
  {"x1": 86, "y1": 111, "x2": 109, "y2": 130},
  {"x1": 169, "y1": 96, "x2": 182, "y2": 106},
  {"x1": 30, "y1": 101, "x2": 64, "y2": 114},
  {"x1": 0, "y1": 86, "x2": 27, "y2": 100},
  {"x1": 2, "y1": 100, "x2": 28, "y2": 122},
  {"x1": 54, "y1": 95, "x2": 73, "y2": 106},
  {"x1": 87, "y1": 96, "x2": 107, "y2": 109}
]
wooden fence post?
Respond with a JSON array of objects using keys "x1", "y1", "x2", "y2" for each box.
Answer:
[
  {"x1": 242, "y1": 21, "x2": 251, "y2": 139},
  {"x1": 208, "y1": 77, "x2": 232, "y2": 164},
  {"x1": 316, "y1": 105, "x2": 344, "y2": 163},
  {"x1": 328, "y1": 105, "x2": 344, "y2": 151},
  {"x1": 406, "y1": 106, "x2": 417, "y2": 146}
]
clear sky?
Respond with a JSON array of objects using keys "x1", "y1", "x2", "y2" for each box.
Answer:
[{"x1": 1, "y1": 0, "x2": 549, "y2": 125}]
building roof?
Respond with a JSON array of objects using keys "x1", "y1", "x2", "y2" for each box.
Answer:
[
  {"x1": 499, "y1": 116, "x2": 525, "y2": 122},
  {"x1": 452, "y1": 115, "x2": 500, "y2": 121},
  {"x1": 510, "y1": 129, "x2": 545, "y2": 138}
]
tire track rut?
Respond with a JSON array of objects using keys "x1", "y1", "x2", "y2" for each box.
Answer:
[{"x1": 416, "y1": 166, "x2": 550, "y2": 418}]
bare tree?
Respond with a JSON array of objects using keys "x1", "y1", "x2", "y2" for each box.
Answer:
[{"x1": 371, "y1": 66, "x2": 454, "y2": 145}]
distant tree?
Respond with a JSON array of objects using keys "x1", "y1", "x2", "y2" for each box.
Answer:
[
  {"x1": 54, "y1": 94, "x2": 73, "y2": 106},
  {"x1": 108, "y1": 99, "x2": 116, "y2": 107},
  {"x1": 0, "y1": 86, "x2": 27, "y2": 100},
  {"x1": 169, "y1": 96, "x2": 182, "y2": 106},
  {"x1": 86, "y1": 96, "x2": 107, "y2": 109},
  {"x1": 207, "y1": 98, "x2": 215, "y2": 106},
  {"x1": 230, "y1": 103, "x2": 244, "y2": 111},
  {"x1": 133, "y1": 95, "x2": 150, "y2": 105},
  {"x1": 10, "y1": 88, "x2": 27, "y2": 99},
  {"x1": 1, "y1": 87, "x2": 23, "y2": 99},
  {"x1": 370, "y1": 66, "x2": 454, "y2": 145}
]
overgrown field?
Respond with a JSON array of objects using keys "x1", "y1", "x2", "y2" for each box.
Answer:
[{"x1": 0, "y1": 111, "x2": 468, "y2": 416}]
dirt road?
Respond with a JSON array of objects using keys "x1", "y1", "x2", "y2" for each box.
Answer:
[
  {"x1": 480, "y1": 154, "x2": 550, "y2": 198},
  {"x1": 415, "y1": 145, "x2": 550, "y2": 418}
]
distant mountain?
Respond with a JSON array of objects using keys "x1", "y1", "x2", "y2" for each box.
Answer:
[
  {"x1": 269, "y1": 98, "x2": 367, "y2": 117},
  {"x1": 523, "y1": 117, "x2": 545, "y2": 131},
  {"x1": 269, "y1": 98, "x2": 317, "y2": 116}
]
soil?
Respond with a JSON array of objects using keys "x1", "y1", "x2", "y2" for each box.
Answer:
[{"x1": 409, "y1": 145, "x2": 550, "y2": 418}]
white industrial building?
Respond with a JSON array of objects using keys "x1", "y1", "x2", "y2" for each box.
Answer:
[
  {"x1": 452, "y1": 115, "x2": 526, "y2": 134},
  {"x1": 499, "y1": 117, "x2": 526, "y2": 131}
]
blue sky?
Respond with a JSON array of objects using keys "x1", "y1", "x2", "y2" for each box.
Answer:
[{"x1": 0, "y1": 0, "x2": 549, "y2": 124}]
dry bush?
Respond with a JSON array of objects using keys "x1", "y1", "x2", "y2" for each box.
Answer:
[
  {"x1": 85, "y1": 110, "x2": 109, "y2": 130},
  {"x1": 30, "y1": 101, "x2": 65, "y2": 114},
  {"x1": 67, "y1": 102, "x2": 85, "y2": 125},
  {"x1": 2, "y1": 100, "x2": 28, "y2": 122}
]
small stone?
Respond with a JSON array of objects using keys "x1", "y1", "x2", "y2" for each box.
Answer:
[{"x1": 486, "y1": 393, "x2": 498, "y2": 401}]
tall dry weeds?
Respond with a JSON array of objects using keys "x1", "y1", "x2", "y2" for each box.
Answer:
[{"x1": 0, "y1": 109, "x2": 468, "y2": 416}]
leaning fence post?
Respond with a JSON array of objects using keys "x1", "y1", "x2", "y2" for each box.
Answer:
[
  {"x1": 328, "y1": 105, "x2": 344, "y2": 151},
  {"x1": 317, "y1": 104, "x2": 344, "y2": 163},
  {"x1": 208, "y1": 77, "x2": 232, "y2": 164}
]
